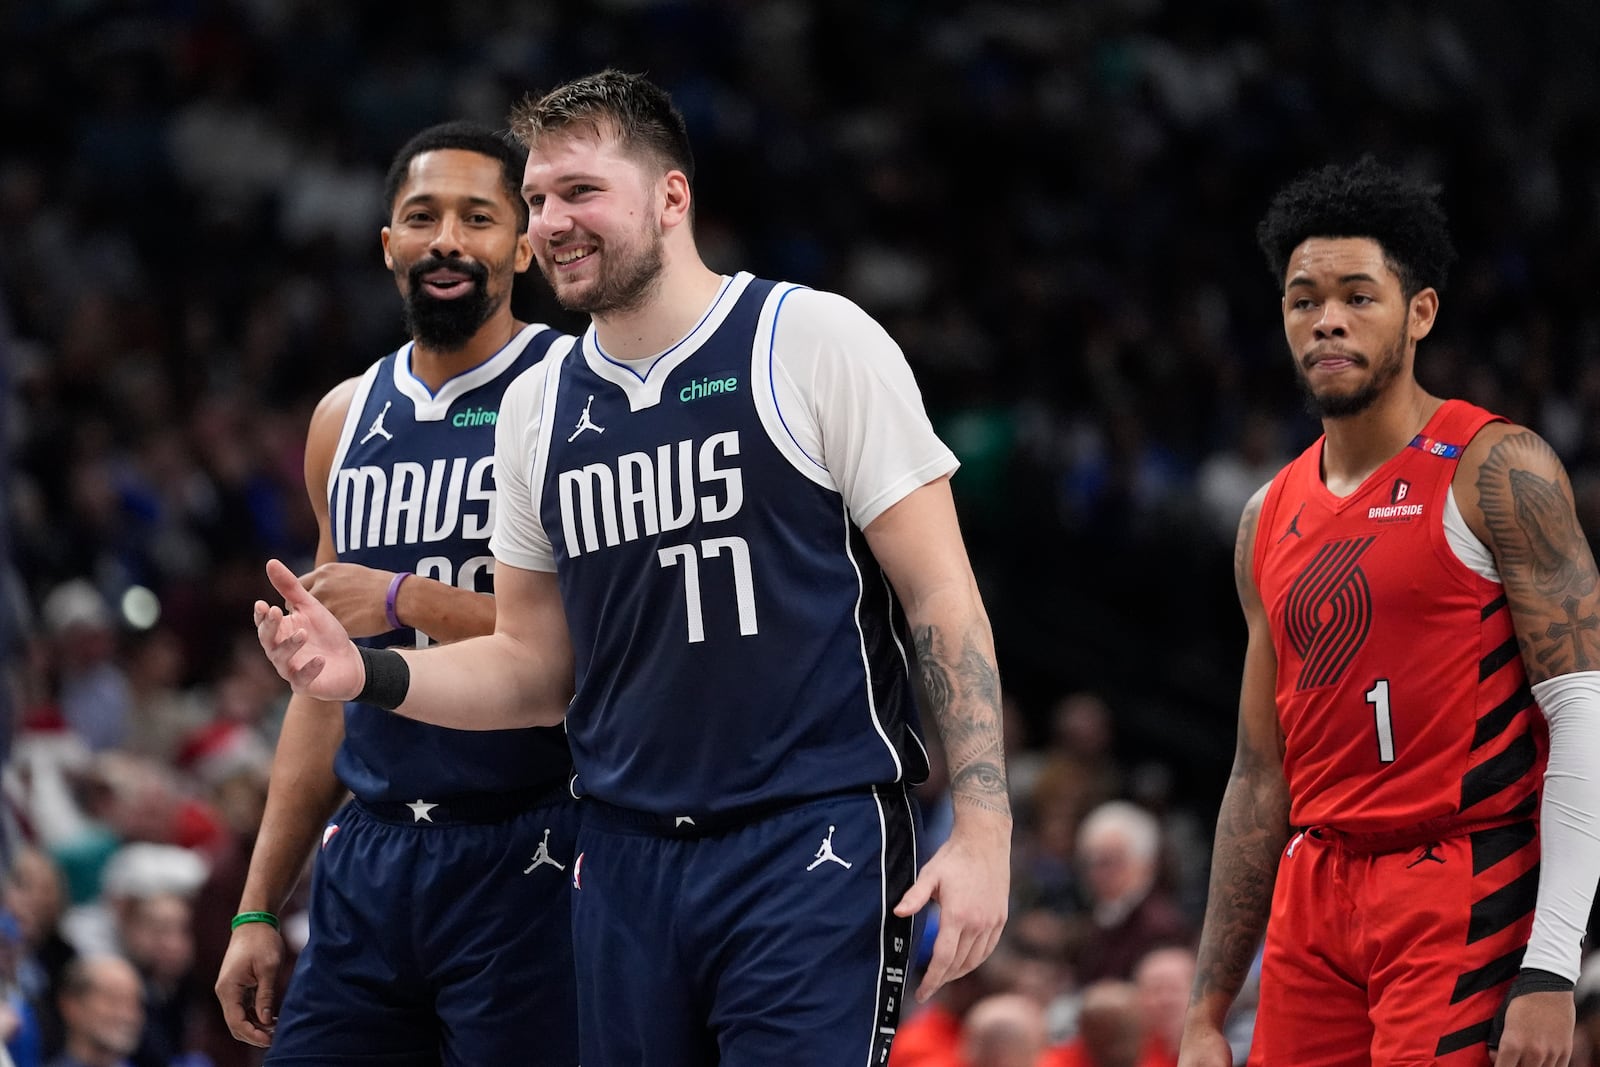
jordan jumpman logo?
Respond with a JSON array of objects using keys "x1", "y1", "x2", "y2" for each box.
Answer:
[
  {"x1": 523, "y1": 828, "x2": 566, "y2": 873},
  {"x1": 568, "y1": 395, "x2": 605, "y2": 442},
  {"x1": 806, "y1": 825, "x2": 853, "y2": 871},
  {"x1": 360, "y1": 400, "x2": 394, "y2": 444}
]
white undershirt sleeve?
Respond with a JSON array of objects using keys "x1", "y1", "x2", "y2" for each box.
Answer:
[
  {"x1": 488, "y1": 354, "x2": 559, "y2": 573},
  {"x1": 1523, "y1": 670, "x2": 1600, "y2": 981},
  {"x1": 768, "y1": 288, "x2": 957, "y2": 528}
]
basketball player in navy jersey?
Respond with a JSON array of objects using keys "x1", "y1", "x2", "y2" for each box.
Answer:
[
  {"x1": 216, "y1": 122, "x2": 579, "y2": 1066},
  {"x1": 253, "y1": 71, "x2": 1010, "y2": 1065}
]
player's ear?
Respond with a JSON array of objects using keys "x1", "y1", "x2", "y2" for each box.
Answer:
[
  {"x1": 381, "y1": 227, "x2": 395, "y2": 271},
  {"x1": 514, "y1": 231, "x2": 534, "y2": 273},
  {"x1": 1408, "y1": 287, "x2": 1439, "y2": 344},
  {"x1": 661, "y1": 170, "x2": 691, "y2": 230}
]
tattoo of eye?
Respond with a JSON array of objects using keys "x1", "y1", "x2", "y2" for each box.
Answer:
[
  {"x1": 913, "y1": 624, "x2": 1010, "y2": 818},
  {"x1": 1477, "y1": 432, "x2": 1600, "y2": 676}
]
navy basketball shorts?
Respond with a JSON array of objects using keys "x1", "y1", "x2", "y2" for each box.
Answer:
[
  {"x1": 571, "y1": 787, "x2": 921, "y2": 1067},
  {"x1": 267, "y1": 792, "x2": 580, "y2": 1066}
]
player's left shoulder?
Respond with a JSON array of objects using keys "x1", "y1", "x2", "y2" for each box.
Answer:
[
  {"x1": 762, "y1": 284, "x2": 909, "y2": 391},
  {"x1": 1455, "y1": 418, "x2": 1581, "y2": 546},
  {"x1": 767, "y1": 284, "x2": 889, "y2": 342},
  {"x1": 1458, "y1": 419, "x2": 1569, "y2": 488}
]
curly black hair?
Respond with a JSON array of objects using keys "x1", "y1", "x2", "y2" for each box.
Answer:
[{"x1": 1257, "y1": 157, "x2": 1456, "y2": 297}]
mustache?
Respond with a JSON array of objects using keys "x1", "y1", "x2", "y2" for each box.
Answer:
[{"x1": 407, "y1": 256, "x2": 489, "y2": 290}]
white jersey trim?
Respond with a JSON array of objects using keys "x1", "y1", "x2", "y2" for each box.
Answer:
[
  {"x1": 392, "y1": 323, "x2": 553, "y2": 422},
  {"x1": 752, "y1": 282, "x2": 836, "y2": 491},
  {"x1": 487, "y1": 334, "x2": 575, "y2": 574},
  {"x1": 841, "y1": 498, "x2": 905, "y2": 780},
  {"x1": 583, "y1": 273, "x2": 750, "y2": 411},
  {"x1": 866, "y1": 789, "x2": 892, "y2": 1067},
  {"x1": 325, "y1": 361, "x2": 384, "y2": 515}
]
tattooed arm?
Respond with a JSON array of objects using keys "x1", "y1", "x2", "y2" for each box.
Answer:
[
  {"x1": 1462, "y1": 426, "x2": 1600, "y2": 681},
  {"x1": 1457, "y1": 425, "x2": 1600, "y2": 1066},
  {"x1": 1179, "y1": 484, "x2": 1292, "y2": 1067},
  {"x1": 864, "y1": 476, "x2": 1011, "y2": 1003}
]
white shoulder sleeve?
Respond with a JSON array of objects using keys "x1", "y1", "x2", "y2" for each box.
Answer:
[
  {"x1": 768, "y1": 288, "x2": 957, "y2": 528},
  {"x1": 1524, "y1": 671, "x2": 1600, "y2": 981},
  {"x1": 488, "y1": 338, "x2": 572, "y2": 573}
]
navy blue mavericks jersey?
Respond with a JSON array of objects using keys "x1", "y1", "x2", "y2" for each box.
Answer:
[
  {"x1": 329, "y1": 325, "x2": 573, "y2": 803},
  {"x1": 534, "y1": 275, "x2": 930, "y2": 816}
]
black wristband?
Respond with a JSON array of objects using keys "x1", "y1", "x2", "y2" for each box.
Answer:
[
  {"x1": 356, "y1": 646, "x2": 411, "y2": 710},
  {"x1": 1507, "y1": 967, "x2": 1575, "y2": 998},
  {"x1": 1489, "y1": 967, "x2": 1576, "y2": 1048}
]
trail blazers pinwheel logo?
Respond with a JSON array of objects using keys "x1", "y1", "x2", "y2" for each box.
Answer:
[{"x1": 1285, "y1": 536, "x2": 1377, "y2": 690}]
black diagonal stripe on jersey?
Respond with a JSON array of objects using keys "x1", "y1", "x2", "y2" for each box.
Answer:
[
  {"x1": 1435, "y1": 1018, "x2": 1492, "y2": 1057},
  {"x1": 1461, "y1": 730, "x2": 1537, "y2": 811},
  {"x1": 1480, "y1": 593, "x2": 1508, "y2": 621},
  {"x1": 1467, "y1": 863, "x2": 1539, "y2": 944},
  {"x1": 1450, "y1": 945, "x2": 1525, "y2": 1004},
  {"x1": 1470, "y1": 817, "x2": 1537, "y2": 876},
  {"x1": 1472, "y1": 684, "x2": 1534, "y2": 750},
  {"x1": 1478, "y1": 634, "x2": 1520, "y2": 681}
]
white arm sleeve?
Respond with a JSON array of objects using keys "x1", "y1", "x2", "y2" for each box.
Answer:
[
  {"x1": 488, "y1": 355, "x2": 558, "y2": 573},
  {"x1": 1524, "y1": 671, "x2": 1600, "y2": 981},
  {"x1": 769, "y1": 288, "x2": 957, "y2": 528}
]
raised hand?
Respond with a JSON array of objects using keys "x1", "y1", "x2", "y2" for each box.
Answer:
[{"x1": 255, "y1": 558, "x2": 366, "y2": 702}]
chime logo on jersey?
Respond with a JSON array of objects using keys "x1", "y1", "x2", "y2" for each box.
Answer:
[
  {"x1": 332, "y1": 456, "x2": 496, "y2": 552},
  {"x1": 556, "y1": 431, "x2": 744, "y2": 558},
  {"x1": 1368, "y1": 478, "x2": 1424, "y2": 522}
]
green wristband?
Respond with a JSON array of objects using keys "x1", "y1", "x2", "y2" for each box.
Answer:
[{"x1": 230, "y1": 911, "x2": 280, "y2": 931}]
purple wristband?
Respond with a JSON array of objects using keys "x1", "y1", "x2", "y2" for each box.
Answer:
[{"x1": 384, "y1": 571, "x2": 410, "y2": 631}]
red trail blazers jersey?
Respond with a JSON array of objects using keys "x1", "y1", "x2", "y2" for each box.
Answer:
[{"x1": 1253, "y1": 399, "x2": 1548, "y2": 836}]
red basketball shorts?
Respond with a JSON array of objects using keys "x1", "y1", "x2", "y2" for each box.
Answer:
[{"x1": 1247, "y1": 818, "x2": 1538, "y2": 1066}]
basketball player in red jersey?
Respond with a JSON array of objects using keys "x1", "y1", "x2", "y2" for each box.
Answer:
[{"x1": 1179, "y1": 158, "x2": 1600, "y2": 1067}]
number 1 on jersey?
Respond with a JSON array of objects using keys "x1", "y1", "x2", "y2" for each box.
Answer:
[
  {"x1": 658, "y1": 536, "x2": 759, "y2": 644},
  {"x1": 1365, "y1": 678, "x2": 1396, "y2": 763}
]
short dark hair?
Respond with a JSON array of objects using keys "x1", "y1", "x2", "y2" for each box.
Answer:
[
  {"x1": 507, "y1": 69, "x2": 694, "y2": 184},
  {"x1": 383, "y1": 120, "x2": 529, "y2": 229},
  {"x1": 1257, "y1": 157, "x2": 1457, "y2": 297}
]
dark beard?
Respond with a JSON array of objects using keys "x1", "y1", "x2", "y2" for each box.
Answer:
[
  {"x1": 1300, "y1": 324, "x2": 1408, "y2": 419},
  {"x1": 402, "y1": 257, "x2": 494, "y2": 351},
  {"x1": 549, "y1": 230, "x2": 665, "y2": 315}
]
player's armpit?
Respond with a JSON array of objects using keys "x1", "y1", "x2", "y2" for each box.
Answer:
[{"x1": 1466, "y1": 427, "x2": 1600, "y2": 682}]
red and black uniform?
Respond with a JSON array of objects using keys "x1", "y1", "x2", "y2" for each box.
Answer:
[{"x1": 1249, "y1": 399, "x2": 1547, "y2": 1066}]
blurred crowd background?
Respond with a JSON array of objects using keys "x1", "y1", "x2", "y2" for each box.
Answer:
[{"x1": 3, "y1": 1, "x2": 1599, "y2": 1065}]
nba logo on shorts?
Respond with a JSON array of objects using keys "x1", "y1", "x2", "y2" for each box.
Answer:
[
  {"x1": 321, "y1": 824, "x2": 340, "y2": 850},
  {"x1": 573, "y1": 851, "x2": 584, "y2": 890}
]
